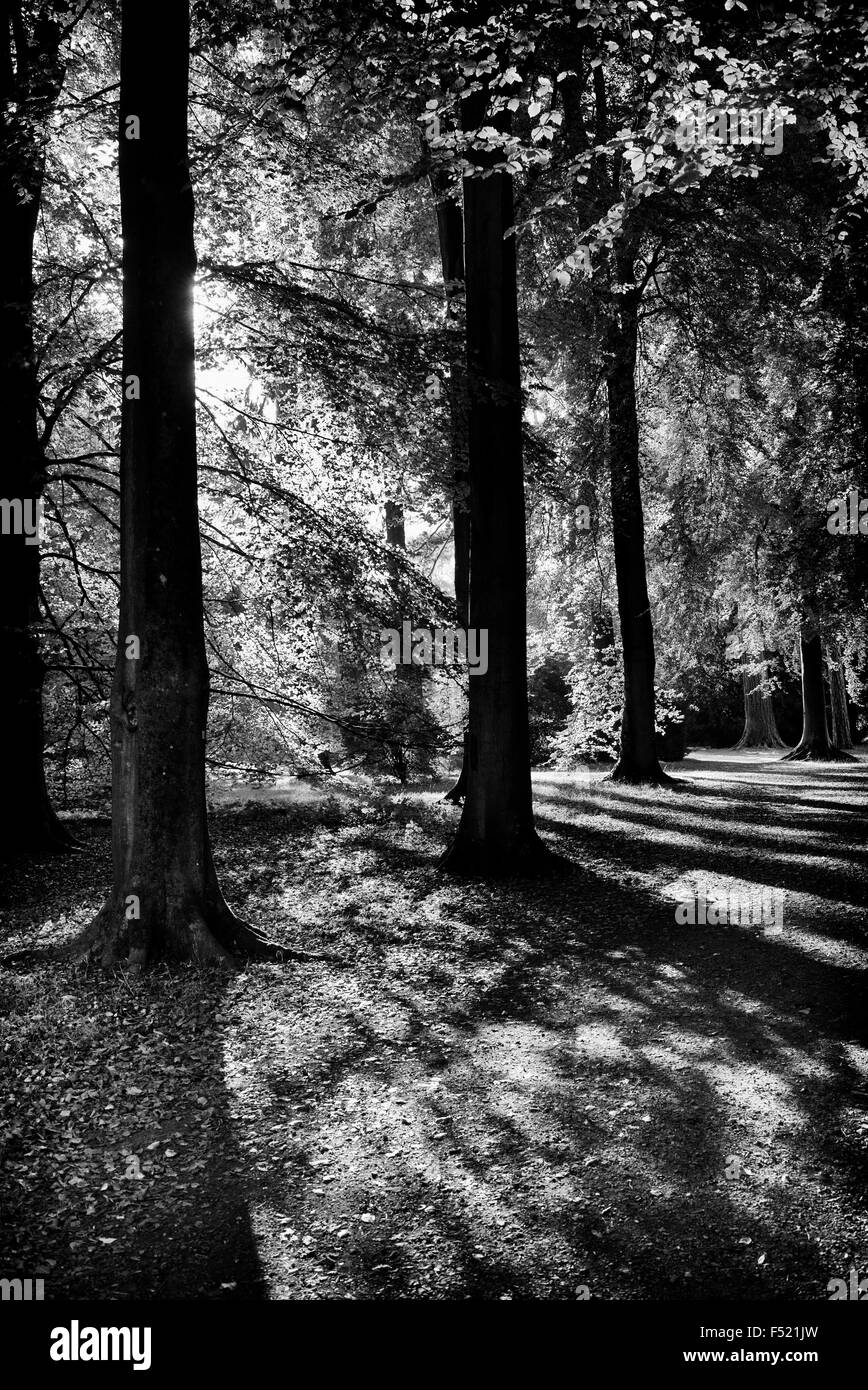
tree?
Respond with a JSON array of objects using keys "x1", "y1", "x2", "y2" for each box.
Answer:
[
  {"x1": 383, "y1": 496, "x2": 432, "y2": 782},
  {"x1": 533, "y1": 13, "x2": 684, "y2": 785},
  {"x1": 0, "y1": 2, "x2": 74, "y2": 851},
  {"x1": 442, "y1": 75, "x2": 547, "y2": 875},
  {"x1": 84, "y1": 0, "x2": 308, "y2": 966},
  {"x1": 734, "y1": 664, "x2": 786, "y2": 750},
  {"x1": 783, "y1": 616, "x2": 853, "y2": 763},
  {"x1": 429, "y1": 158, "x2": 470, "y2": 803},
  {"x1": 825, "y1": 639, "x2": 854, "y2": 749},
  {"x1": 605, "y1": 237, "x2": 670, "y2": 783}
]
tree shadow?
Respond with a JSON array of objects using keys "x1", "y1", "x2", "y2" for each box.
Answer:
[
  {"x1": 201, "y1": 788, "x2": 868, "y2": 1299},
  {"x1": 0, "y1": 843, "x2": 268, "y2": 1299},
  {"x1": 3, "y1": 757, "x2": 866, "y2": 1300}
]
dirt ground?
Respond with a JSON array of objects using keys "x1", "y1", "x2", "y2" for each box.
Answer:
[{"x1": 1, "y1": 749, "x2": 867, "y2": 1300}]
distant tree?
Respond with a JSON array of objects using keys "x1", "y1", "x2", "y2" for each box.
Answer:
[
  {"x1": 784, "y1": 615, "x2": 853, "y2": 763},
  {"x1": 825, "y1": 639, "x2": 854, "y2": 750},
  {"x1": 429, "y1": 159, "x2": 470, "y2": 804},
  {"x1": 734, "y1": 664, "x2": 786, "y2": 751},
  {"x1": 0, "y1": 2, "x2": 74, "y2": 851}
]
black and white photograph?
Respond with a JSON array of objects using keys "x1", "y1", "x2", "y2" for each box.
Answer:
[{"x1": 1, "y1": 0, "x2": 866, "y2": 1369}]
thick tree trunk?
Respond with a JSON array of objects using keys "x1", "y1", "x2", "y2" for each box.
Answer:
[
  {"x1": 82, "y1": 0, "x2": 305, "y2": 967},
  {"x1": 442, "y1": 86, "x2": 546, "y2": 875},
  {"x1": 430, "y1": 166, "x2": 470, "y2": 804},
  {"x1": 825, "y1": 640, "x2": 853, "y2": 749},
  {"x1": 734, "y1": 665, "x2": 786, "y2": 749},
  {"x1": 605, "y1": 250, "x2": 669, "y2": 785},
  {"x1": 783, "y1": 622, "x2": 851, "y2": 762},
  {"x1": 0, "y1": 8, "x2": 73, "y2": 853}
]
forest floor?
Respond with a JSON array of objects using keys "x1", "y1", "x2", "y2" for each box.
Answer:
[{"x1": 1, "y1": 749, "x2": 867, "y2": 1301}]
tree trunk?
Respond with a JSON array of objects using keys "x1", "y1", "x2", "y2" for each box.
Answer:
[
  {"x1": 445, "y1": 485, "x2": 471, "y2": 797},
  {"x1": 734, "y1": 665, "x2": 786, "y2": 749},
  {"x1": 0, "y1": 6, "x2": 73, "y2": 853},
  {"x1": 825, "y1": 640, "x2": 853, "y2": 749},
  {"x1": 605, "y1": 248, "x2": 669, "y2": 785},
  {"x1": 430, "y1": 165, "x2": 470, "y2": 804},
  {"x1": 783, "y1": 622, "x2": 851, "y2": 762},
  {"x1": 441, "y1": 85, "x2": 546, "y2": 875},
  {"x1": 384, "y1": 498, "x2": 425, "y2": 781},
  {"x1": 84, "y1": 0, "x2": 295, "y2": 966}
]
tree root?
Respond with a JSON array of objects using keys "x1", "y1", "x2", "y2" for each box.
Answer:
[
  {"x1": 606, "y1": 759, "x2": 681, "y2": 787},
  {"x1": 441, "y1": 830, "x2": 559, "y2": 878},
  {"x1": 0, "y1": 911, "x2": 106, "y2": 970},
  {"x1": 3, "y1": 823, "x2": 81, "y2": 860},
  {"x1": 212, "y1": 913, "x2": 343, "y2": 966},
  {"x1": 442, "y1": 768, "x2": 468, "y2": 804},
  {"x1": 1, "y1": 904, "x2": 343, "y2": 972},
  {"x1": 781, "y1": 742, "x2": 856, "y2": 763}
]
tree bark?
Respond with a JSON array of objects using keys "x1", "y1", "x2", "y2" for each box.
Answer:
[
  {"x1": 825, "y1": 640, "x2": 853, "y2": 749},
  {"x1": 783, "y1": 621, "x2": 851, "y2": 762},
  {"x1": 430, "y1": 164, "x2": 470, "y2": 803},
  {"x1": 0, "y1": 5, "x2": 73, "y2": 852},
  {"x1": 605, "y1": 246, "x2": 670, "y2": 785},
  {"x1": 82, "y1": 0, "x2": 309, "y2": 966},
  {"x1": 442, "y1": 84, "x2": 547, "y2": 875},
  {"x1": 384, "y1": 498, "x2": 426, "y2": 781},
  {"x1": 734, "y1": 664, "x2": 786, "y2": 749}
]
